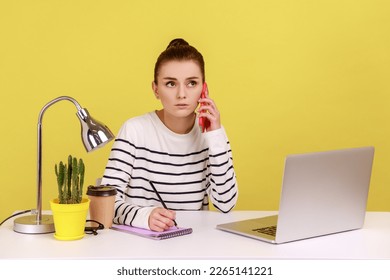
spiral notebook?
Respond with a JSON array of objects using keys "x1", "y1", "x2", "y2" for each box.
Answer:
[{"x1": 111, "y1": 224, "x2": 193, "y2": 240}]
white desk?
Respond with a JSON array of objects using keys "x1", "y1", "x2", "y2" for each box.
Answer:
[{"x1": 1, "y1": 211, "x2": 390, "y2": 260}]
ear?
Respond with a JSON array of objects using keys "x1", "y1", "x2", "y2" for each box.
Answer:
[{"x1": 151, "y1": 81, "x2": 159, "y2": 99}]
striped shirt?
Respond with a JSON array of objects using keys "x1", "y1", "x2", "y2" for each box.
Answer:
[{"x1": 101, "y1": 111, "x2": 238, "y2": 229}]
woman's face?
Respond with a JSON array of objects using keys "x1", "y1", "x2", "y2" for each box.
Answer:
[{"x1": 152, "y1": 60, "x2": 203, "y2": 119}]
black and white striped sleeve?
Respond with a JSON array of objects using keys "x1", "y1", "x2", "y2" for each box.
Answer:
[{"x1": 204, "y1": 127, "x2": 238, "y2": 213}]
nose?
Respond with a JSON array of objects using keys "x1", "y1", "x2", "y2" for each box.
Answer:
[{"x1": 176, "y1": 85, "x2": 186, "y2": 99}]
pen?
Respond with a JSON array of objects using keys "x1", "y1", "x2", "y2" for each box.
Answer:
[{"x1": 149, "y1": 181, "x2": 178, "y2": 227}]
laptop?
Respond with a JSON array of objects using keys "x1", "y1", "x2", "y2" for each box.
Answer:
[{"x1": 217, "y1": 146, "x2": 375, "y2": 244}]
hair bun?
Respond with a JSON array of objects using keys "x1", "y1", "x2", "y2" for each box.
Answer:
[{"x1": 166, "y1": 38, "x2": 189, "y2": 49}]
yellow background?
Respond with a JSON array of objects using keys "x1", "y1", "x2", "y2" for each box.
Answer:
[{"x1": 1, "y1": 0, "x2": 389, "y2": 222}]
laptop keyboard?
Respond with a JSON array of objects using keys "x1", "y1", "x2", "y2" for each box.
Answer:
[{"x1": 252, "y1": 226, "x2": 277, "y2": 237}]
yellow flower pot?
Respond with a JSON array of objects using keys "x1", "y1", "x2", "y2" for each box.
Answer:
[{"x1": 50, "y1": 198, "x2": 90, "y2": 241}]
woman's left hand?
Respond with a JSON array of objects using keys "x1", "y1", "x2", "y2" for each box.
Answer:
[{"x1": 197, "y1": 92, "x2": 221, "y2": 132}]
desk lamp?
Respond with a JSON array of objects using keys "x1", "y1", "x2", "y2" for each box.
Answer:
[{"x1": 13, "y1": 96, "x2": 114, "y2": 234}]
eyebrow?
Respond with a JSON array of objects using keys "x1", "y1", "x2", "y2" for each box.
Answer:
[{"x1": 162, "y1": 76, "x2": 201, "y2": 81}]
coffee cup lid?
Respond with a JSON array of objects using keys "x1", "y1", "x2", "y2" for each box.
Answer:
[{"x1": 87, "y1": 185, "x2": 117, "y2": 197}]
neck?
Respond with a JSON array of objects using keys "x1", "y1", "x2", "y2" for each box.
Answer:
[{"x1": 156, "y1": 110, "x2": 195, "y2": 134}]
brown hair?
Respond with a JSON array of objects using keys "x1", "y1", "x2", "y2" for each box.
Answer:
[{"x1": 153, "y1": 38, "x2": 205, "y2": 84}]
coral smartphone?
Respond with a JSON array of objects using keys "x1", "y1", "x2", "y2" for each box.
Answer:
[{"x1": 198, "y1": 82, "x2": 209, "y2": 132}]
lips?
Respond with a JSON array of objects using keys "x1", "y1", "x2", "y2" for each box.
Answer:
[{"x1": 175, "y1": 104, "x2": 189, "y2": 108}]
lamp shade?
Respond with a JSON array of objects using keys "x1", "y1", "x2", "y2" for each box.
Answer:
[{"x1": 77, "y1": 108, "x2": 114, "y2": 152}]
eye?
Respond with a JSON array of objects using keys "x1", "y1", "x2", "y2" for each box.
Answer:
[
  {"x1": 165, "y1": 81, "x2": 175, "y2": 88},
  {"x1": 187, "y1": 80, "x2": 197, "y2": 88}
]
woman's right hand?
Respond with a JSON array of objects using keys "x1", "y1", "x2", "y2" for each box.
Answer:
[{"x1": 148, "y1": 207, "x2": 176, "y2": 232}]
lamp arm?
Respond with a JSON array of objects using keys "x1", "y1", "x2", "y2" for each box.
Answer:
[
  {"x1": 36, "y1": 96, "x2": 84, "y2": 222},
  {"x1": 38, "y1": 96, "x2": 82, "y2": 124}
]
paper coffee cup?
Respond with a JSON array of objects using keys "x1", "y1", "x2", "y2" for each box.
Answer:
[{"x1": 87, "y1": 185, "x2": 117, "y2": 229}]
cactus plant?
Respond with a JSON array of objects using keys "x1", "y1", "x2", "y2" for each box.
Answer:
[{"x1": 54, "y1": 155, "x2": 85, "y2": 204}]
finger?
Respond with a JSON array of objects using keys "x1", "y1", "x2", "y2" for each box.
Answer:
[
  {"x1": 150, "y1": 220, "x2": 168, "y2": 232},
  {"x1": 149, "y1": 209, "x2": 169, "y2": 231},
  {"x1": 167, "y1": 209, "x2": 176, "y2": 221},
  {"x1": 150, "y1": 216, "x2": 171, "y2": 231},
  {"x1": 198, "y1": 112, "x2": 217, "y2": 123},
  {"x1": 154, "y1": 209, "x2": 176, "y2": 227},
  {"x1": 157, "y1": 208, "x2": 176, "y2": 220},
  {"x1": 198, "y1": 106, "x2": 220, "y2": 119},
  {"x1": 199, "y1": 99, "x2": 219, "y2": 113}
]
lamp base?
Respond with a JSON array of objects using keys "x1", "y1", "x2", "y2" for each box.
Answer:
[{"x1": 13, "y1": 214, "x2": 55, "y2": 234}]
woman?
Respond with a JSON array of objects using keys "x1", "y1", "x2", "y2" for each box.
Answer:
[{"x1": 101, "y1": 38, "x2": 238, "y2": 231}]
